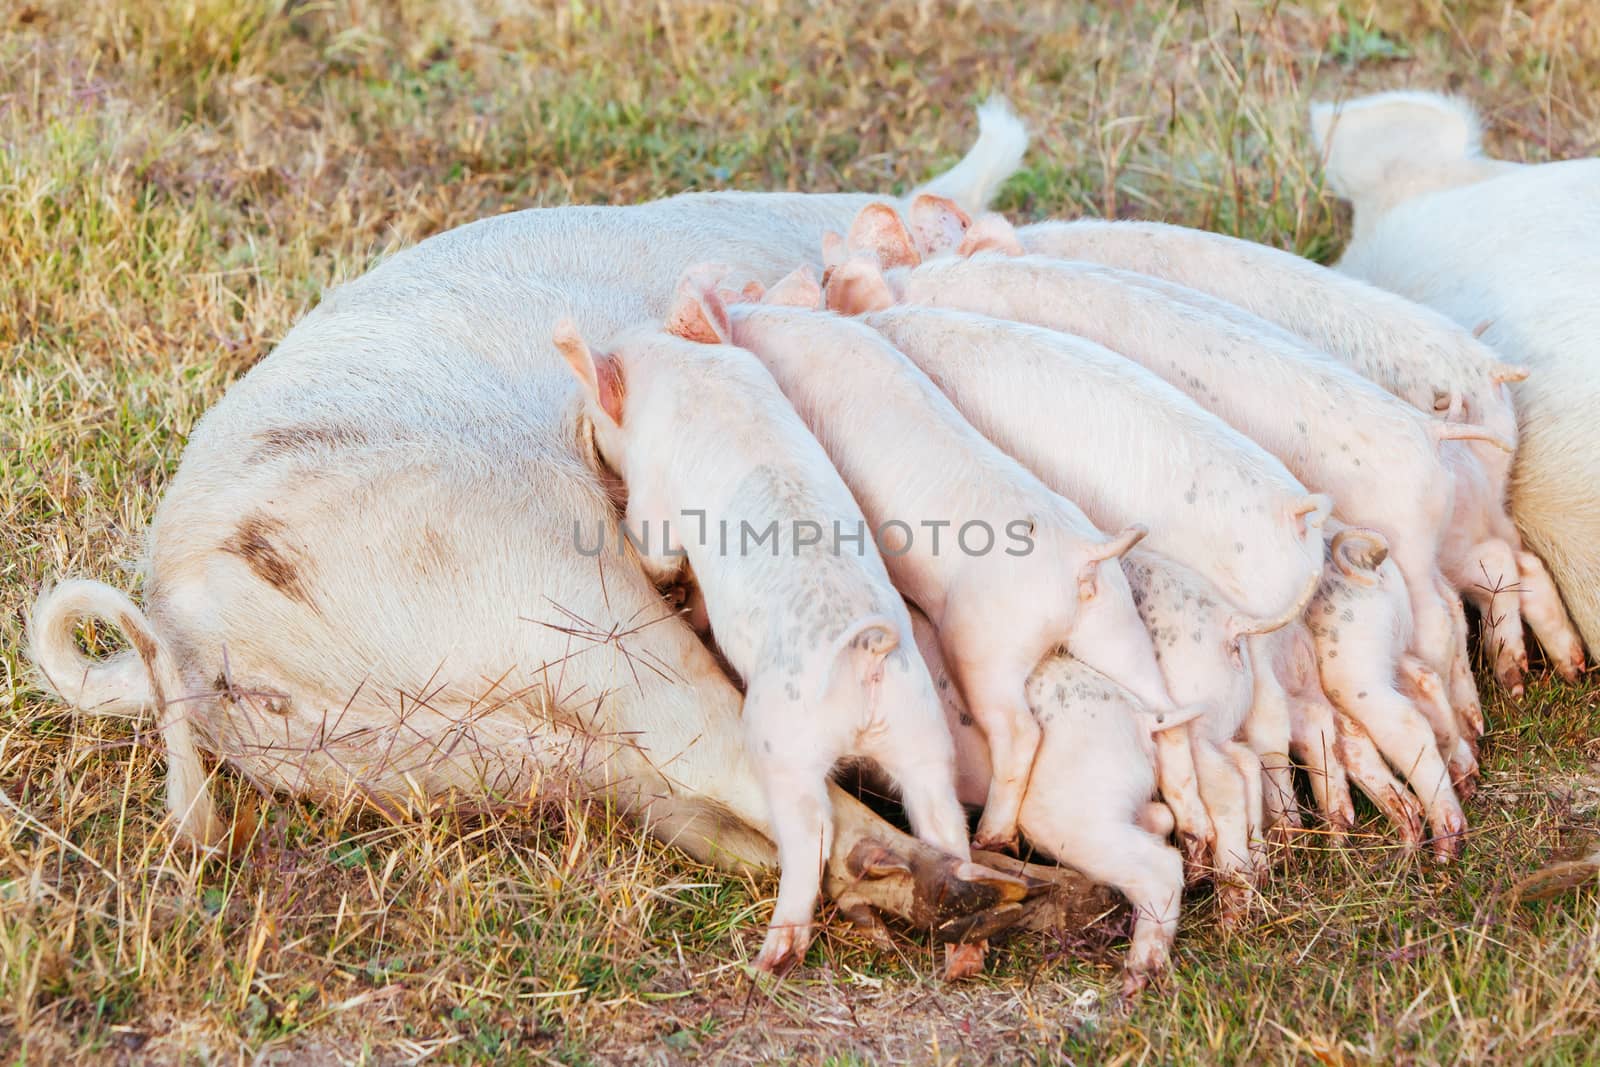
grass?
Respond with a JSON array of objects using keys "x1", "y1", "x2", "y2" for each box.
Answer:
[{"x1": 4, "y1": 0, "x2": 1600, "y2": 1061}]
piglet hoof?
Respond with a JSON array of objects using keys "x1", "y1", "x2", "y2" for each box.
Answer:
[
  {"x1": 972, "y1": 830, "x2": 1021, "y2": 856},
  {"x1": 1216, "y1": 882, "x2": 1252, "y2": 931},
  {"x1": 754, "y1": 923, "x2": 812, "y2": 976},
  {"x1": 942, "y1": 940, "x2": 988, "y2": 981},
  {"x1": 1428, "y1": 814, "x2": 1468, "y2": 863},
  {"x1": 1119, "y1": 968, "x2": 1152, "y2": 1000},
  {"x1": 1564, "y1": 645, "x2": 1588, "y2": 683},
  {"x1": 1180, "y1": 833, "x2": 1212, "y2": 884}
]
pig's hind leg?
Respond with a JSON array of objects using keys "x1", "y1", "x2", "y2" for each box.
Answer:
[
  {"x1": 1192, "y1": 738, "x2": 1256, "y2": 924},
  {"x1": 866, "y1": 648, "x2": 973, "y2": 862},
  {"x1": 938, "y1": 621, "x2": 1045, "y2": 853},
  {"x1": 1517, "y1": 549, "x2": 1587, "y2": 682},
  {"x1": 1451, "y1": 537, "x2": 1528, "y2": 697},
  {"x1": 744, "y1": 682, "x2": 837, "y2": 974}
]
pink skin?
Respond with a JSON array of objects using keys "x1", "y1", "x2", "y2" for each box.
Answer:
[
  {"x1": 1307, "y1": 533, "x2": 1467, "y2": 860},
  {"x1": 1268, "y1": 637, "x2": 1358, "y2": 837},
  {"x1": 835, "y1": 240, "x2": 1467, "y2": 726},
  {"x1": 722, "y1": 290, "x2": 1201, "y2": 857},
  {"x1": 910, "y1": 608, "x2": 1184, "y2": 996},
  {"x1": 557, "y1": 279, "x2": 970, "y2": 974}
]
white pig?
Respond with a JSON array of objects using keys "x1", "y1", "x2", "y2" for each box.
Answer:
[
  {"x1": 720, "y1": 281, "x2": 1212, "y2": 863},
  {"x1": 826, "y1": 210, "x2": 1480, "y2": 743},
  {"x1": 25, "y1": 104, "x2": 1046, "y2": 950},
  {"x1": 1305, "y1": 523, "x2": 1471, "y2": 857},
  {"x1": 1311, "y1": 88, "x2": 1600, "y2": 667},
  {"x1": 837, "y1": 297, "x2": 1331, "y2": 636},
  {"x1": 555, "y1": 276, "x2": 971, "y2": 972},
  {"x1": 908, "y1": 607, "x2": 1183, "y2": 996},
  {"x1": 1013, "y1": 211, "x2": 1578, "y2": 695}
]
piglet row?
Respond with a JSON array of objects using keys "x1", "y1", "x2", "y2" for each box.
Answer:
[{"x1": 555, "y1": 176, "x2": 1580, "y2": 993}]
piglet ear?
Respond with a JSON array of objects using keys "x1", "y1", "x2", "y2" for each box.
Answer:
[
  {"x1": 846, "y1": 203, "x2": 920, "y2": 269},
  {"x1": 665, "y1": 266, "x2": 732, "y2": 345},
  {"x1": 910, "y1": 194, "x2": 973, "y2": 258},
  {"x1": 763, "y1": 266, "x2": 823, "y2": 309},
  {"x1": 825, "y1": 258, "x2": 895, "y2": 315},
  {"x1": 715, "y1": 280, "x2": 764, "y2": 306},
  {"x1": 821, "y1": 231, "x2": 847, "y2": 271},
  {"x1": 956, "y1": 213, "x2": 1024, "y2": 257},
  {"x1": 554, "y1": 318, "x2": 625, "y2": 425}
]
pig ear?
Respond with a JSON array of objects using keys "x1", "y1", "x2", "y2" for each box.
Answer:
[
  {"x1": 846, "y1": 203, "x2": 920, "y2": 269},
  {"x1": 821, "y1": 231, "x2": 847, "y2": 271},
  {"x1": 715, "y1": 280, "x2": 764, "y2": 306},
  {"x1": 554, "y1": 318, "x2": 625, "y2": 425},
  {"x1": 825, "y1": 258, "x2": 895, "y2": 315},
  {"x1": 956, "y1": 213, "x2": 1025, "y2": 257},
  {"x1": 763, "y1": 266, "x2": 823, "y2": 309},
  {"x1": 909, "y1": 194, "x2": 973, "y2": 258},
  {"x1": 665, "y1": 269, "x2": 732, "y2": 345}
]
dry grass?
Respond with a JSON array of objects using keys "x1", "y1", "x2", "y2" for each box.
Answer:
[{"x1": 4, "y1": 0, "x2": 1600, "y2": 1062}]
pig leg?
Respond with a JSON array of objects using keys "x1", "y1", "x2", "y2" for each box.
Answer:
[
  {"x1": 1242, "y1": 667, "x2": 1302, "y2": 840},
  {"x1": 867, "y1": 655, "x2": 973, "y2": 861},
  {"x1": 1396, "y1": 655, "x2": 1479, "y2": 796},
  {"x1": 1452, "y1": 537, "x2": 1528, "y2": 697},
  {"x1": 1442, "y1": 586, "x2": 1486, "y2": 740},
  {"x1": 745, "y1": 685, "x2": 836, "y2": 973},
  {"x1": 1288, "y1": 691, "x2": 1356, "y2": 835},
  {"x1": 1152, "y1": 726, "x2": 1216, "y2": 875},
  {"x1": 1192, "y1": 739, "x2": 1255, "y2": 925},
  {"x1": 1517, "y1": 550, "x2": 1587, "y2": 681},
  {"x1": 1335, "y1": 714, "x2": 1426, "y2": 848},
  {"x1": 1225, "y1": 741, "x2": 1269, "y2": 875},
  {"x1": 1331, "y1": 683, "x2": 1465, "y2": 860},
  {"x1": 940, "y1": 646, "x2": 1043, "y2": 857},
  {"x1": 1026, "y1": 813, "x2": 1183, "y2": 997}
]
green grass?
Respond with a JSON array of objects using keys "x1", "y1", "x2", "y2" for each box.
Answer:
[{"x1": 4, "y1": 0, "x2": 1600, "y2": 1061}]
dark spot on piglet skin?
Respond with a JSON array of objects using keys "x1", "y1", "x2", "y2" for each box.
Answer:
[{"x1": 223, "y1": 514, "x2": 315, "y2": 608}]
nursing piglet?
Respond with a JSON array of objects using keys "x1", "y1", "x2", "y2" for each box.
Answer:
[
  {"x1": 1305, "y1": 525, "x2": 1472, "y2": 857},
  {"x1": 908, "y1": 608, "x2": 1183, "y2": 996},
  {"x1": 1009, "y1": 211, "x2": 1580, "y2": 691},
  {"x1": 555, "y1": 280, "x2": 969, "y2": 973},
  {"x1": 717, "y1": 274, "x2": 1212, "y2": 862},
  {"x1": 832, "y1": 208, "x2": 1477, "y2": 743}
]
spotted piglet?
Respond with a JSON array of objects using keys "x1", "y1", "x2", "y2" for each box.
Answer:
[
  {"x1": 908, "y1": 607, "x2": 1183, "y2": 997},
  {"x1": 555, "y1": 277, "x2": 971, "y2": 973}
]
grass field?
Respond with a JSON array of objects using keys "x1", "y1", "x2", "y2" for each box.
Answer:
[{"x1": 5, "y1": 1, "x2": 1600, "y2": 1062}]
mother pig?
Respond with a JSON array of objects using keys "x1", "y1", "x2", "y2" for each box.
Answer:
[{"x1": 28, "y1": 102, "x2": 1055, "y2": 943}]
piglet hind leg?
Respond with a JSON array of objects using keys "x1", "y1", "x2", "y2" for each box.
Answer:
[
  {"x1": 1288, "y1": 692, "x2": 1357, "y2": 836},
  {"x1": 1191, "y1": 739, "x2": 1256, "y2": 925},
  {"x1": 1152, "y1": 725, "x2": 1216, "y2": 877},
  {"x1": 745, "y1": 687, "x2": 836, "y2": 974},
  {"x1": 1517, "y1": 550, "x2": 1587, "y2": 682},
  {"x1": 866, "y1": 650, "x2": 972, "y2": 862},
  {"x1": 940, "y1": 630, "x2": 1043, "y2": 854},
  {"x1": 1455, "y1": 538, "x2": 1529, "y2": 698},
  {"x1": 1334, "y1": 714, "x2": 1427, "y2": 851},
  {"x1": 1397, "y1": 655, "x2": 1479, "y2": 798}
]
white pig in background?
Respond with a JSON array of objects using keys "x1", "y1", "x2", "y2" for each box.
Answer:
[
  {"x1": 908, "y1": 608, "x2": 1183, "y2": 996},
  {"x1": 1013, "y1": 212, "x2": 1583, "y2": 696},
  {"x1": 555, "y1": 276, "x2": 971, "y2": 973},
  {"x1": 1311, "y1": 88, "x2": 1600, "y2": 667},
  {"x1": 828, "y1": 212, "x2": 1481, "y2": 742},
  {"x1": 720, "y1": 281, "x2": 1212, "y2": 862}
]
